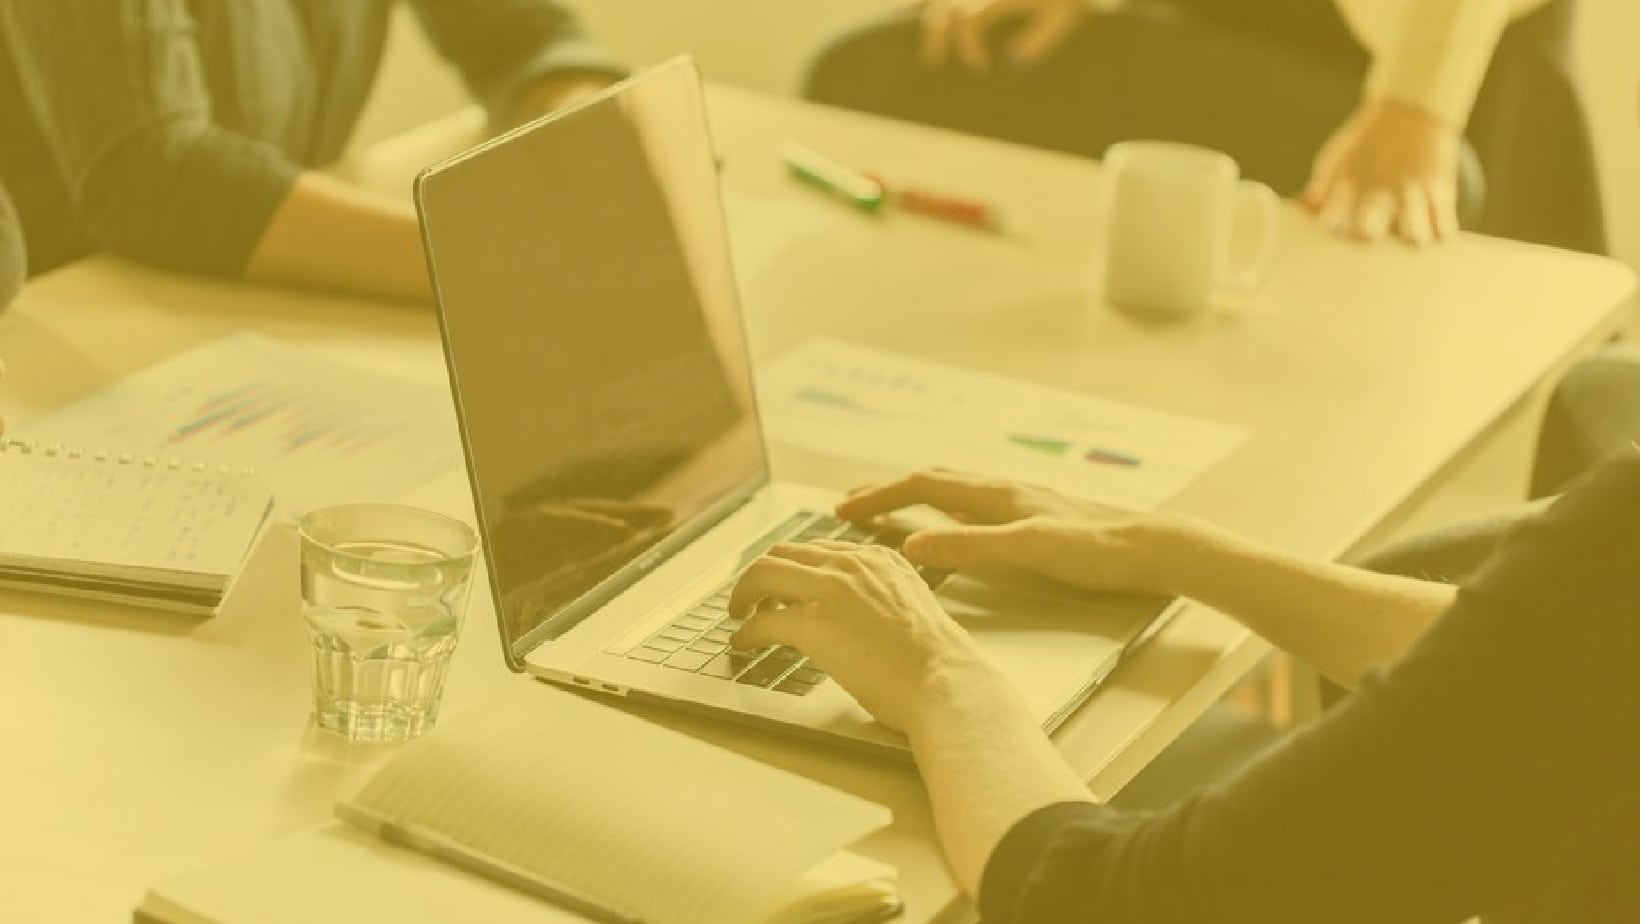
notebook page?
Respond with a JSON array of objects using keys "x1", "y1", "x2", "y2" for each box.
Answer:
[
  {"x1": 343, "y1": 687, "x2": 892, "y2": 924},
  {"x1": 144, "y1": 823, "x2": 585, "y2": 924},
  {"x1": 0, "y1": 447, "x2": 270, "y2": 583}
]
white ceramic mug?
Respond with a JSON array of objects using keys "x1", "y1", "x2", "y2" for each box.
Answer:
[{"x1": 1098, "y1": 141, "x2": 1281, "y2": 320}]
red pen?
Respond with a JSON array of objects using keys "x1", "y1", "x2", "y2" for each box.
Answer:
[{"x1": 866, "y1": 172, "x2": 1006, "y2": 233}]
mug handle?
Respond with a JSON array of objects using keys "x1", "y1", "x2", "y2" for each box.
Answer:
[{"x1": 1220, "y1": 180, "x2": 1282, "y2": 294}]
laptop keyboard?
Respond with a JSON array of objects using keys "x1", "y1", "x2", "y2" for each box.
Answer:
[{"x1": 624, "y1": 511, "x2": 942, "y2": 696}]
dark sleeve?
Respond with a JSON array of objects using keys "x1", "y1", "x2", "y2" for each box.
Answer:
[
  {"x1": 0, "y1": 0, "x2": 300, "y2": 274},
  {"x1": 407, "y1": 0, "x2": 626, "y2": 123},
  {"x1": 980, "y1": 450, "x2": 1640, "y2": 924},
  {"x1": 0, "y1": 184, "x2": 22, "y2": 309}
]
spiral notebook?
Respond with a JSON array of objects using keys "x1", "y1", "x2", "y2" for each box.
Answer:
[{"x1": 0, "y1": 437, "x2": 274, "y2": 615}]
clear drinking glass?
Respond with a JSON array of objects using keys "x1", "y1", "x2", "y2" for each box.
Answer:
[{"x1": 297, "y1": 504, "x2": 479, "y2": 743}]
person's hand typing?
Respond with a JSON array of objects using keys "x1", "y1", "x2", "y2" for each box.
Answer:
[
  {"x1": 728, "y1": 541, "x2": 1001, "y2": 732},
  {"x1": 1303, "y1": 97, "x2": 1462, "y2": 246},
  {"x1": 918, "y1": 0, "x2": 1089, "y2": 71},
  {"x1": 836, "y1": 468, "x2": 1205, "y2": 595}
]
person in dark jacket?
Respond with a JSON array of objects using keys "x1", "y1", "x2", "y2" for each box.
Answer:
[
  {"x1": 0, "y1": 1, "x2": 623, "y2": 302},
  {"x1": 726, "y1": 453, "x2": 1638, "y2": 924}
]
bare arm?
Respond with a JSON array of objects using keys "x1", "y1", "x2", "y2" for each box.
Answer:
[
  {"x1": 0, "y1": 184, "x2": 21, "y2": 311},
  {"x1": 245, "y1": 173, "x2": 431, "y2": 303},
  {"x1": 837, "y1": 470, "x2": 1456, "y2": 691},
  {"x1": 731, "y1": 468, "x2": 1636, "y2": 920},
  {"x1": 913, "y1": 515, "x2": 1457, "y2": 691},
  {"x1": 903, "y1": 663, "x2": 1093, "y2": 896},
  {"x1": 723, "y1": 541, "x2": 1093, "y2": 897},
  {"x1": 1306, "y1": 0, "x2": 1554, "y2": 244},
  {"x1": 720, "y1": 534, "x2": 1454, "y2": 908},
  {"x1": 1150, "y1": 523, "x2": 1456, "y2": 690}
]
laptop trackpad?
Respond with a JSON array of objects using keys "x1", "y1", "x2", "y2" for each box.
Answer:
[{"x1": 937, "y1": 572, "x2": 1165, "y2": 719}]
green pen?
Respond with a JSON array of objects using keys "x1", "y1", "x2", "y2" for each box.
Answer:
[{"x1": 782, "y1": 141, "x2": 886, "y2": 214}]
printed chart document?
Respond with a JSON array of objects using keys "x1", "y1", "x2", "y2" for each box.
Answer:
[
  {"x1": 15, "y1": 334, "x2": 461, "y2": 515},
  {"x1": 136, "y1": 687, "x2": 900, "y2": 924},
  {"x1": 757, "y1": 339, "x2": 1246, "y2": 510}
]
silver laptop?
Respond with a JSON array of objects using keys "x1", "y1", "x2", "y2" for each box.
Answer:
[{"x1": 415, "y1": 57, "x2": 1179, "y2": 756}]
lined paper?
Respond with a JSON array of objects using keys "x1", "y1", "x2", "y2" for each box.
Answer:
[
  {"x1": 343, "y1": 687, "x2": 891, "y2": 924},
  {"x1": 144, "y1": 824, "x2": 583, "y2": 924},
  {"x1": 0, "y1": 444, "x2": 270, "y2": 584}
]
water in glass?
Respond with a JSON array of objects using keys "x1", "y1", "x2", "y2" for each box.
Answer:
[{"x1": 302, "y1": 535, "x2": 474, "y2": 742}]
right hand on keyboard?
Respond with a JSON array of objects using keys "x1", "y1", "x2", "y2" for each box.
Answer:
[{"x1": 834, "y1": 468, "x2": 1212, "y2": 597}]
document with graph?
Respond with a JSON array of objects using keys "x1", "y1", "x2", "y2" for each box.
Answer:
[
  {"x1": 15, "y1": 333, "x2": 462, "y2": 515},
  {"x1": 756, "y1": 339, "x2": 1246, "y2": 510}
]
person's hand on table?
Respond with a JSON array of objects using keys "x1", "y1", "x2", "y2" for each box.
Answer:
[
  {"x1": 1303, "y1": 97, "x2": 1463, "y2": 246},
  {"x1": 728, "y1": 539, "x2": 1009, "y2": 732},
  {"x1": 917, "y1": 0, "x2": 1089, "y2": 71},
  {"x1": 835, "y1": 468, "x2": 1207, "y2": 596}
]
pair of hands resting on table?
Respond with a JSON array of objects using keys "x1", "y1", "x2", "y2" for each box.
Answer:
[
  {"x1": 913, "y1": 0, "x2": 1463, "y2": 245},
  {"x1": 727, "y1": 467, "x2": 1457, "y2": 896}
]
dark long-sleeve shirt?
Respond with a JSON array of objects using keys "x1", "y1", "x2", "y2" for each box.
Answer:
[
  {"x1": 982, "y1": 449, "x2": 1640, "y2": 924},
  {"x1": 0, "y1": 184, "x2": 21, "y2": 309},
  {"x1": 0, "y1": 0, "x2": 620, "y2": 276}
]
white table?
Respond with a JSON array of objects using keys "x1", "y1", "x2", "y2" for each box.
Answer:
[{"x1": 1, "y1": 84, "x2": 1632, "y2": 924}]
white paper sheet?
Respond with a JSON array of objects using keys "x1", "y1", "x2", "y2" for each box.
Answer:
[
  {"x1": 16, "y1": 334, "x2": 462, "y2": 516},
  {"x1": 756, "y1": 339, "x2": 1246, "y2": 510}
]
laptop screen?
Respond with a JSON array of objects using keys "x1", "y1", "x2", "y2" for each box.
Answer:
[{"x1": 417, "y1": 60, "x2": 767, "y2": 662}]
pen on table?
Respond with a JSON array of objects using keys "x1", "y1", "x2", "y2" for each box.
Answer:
[
  {"x1": 865, "y1": 172, "x2": 1008, "y2": 234},
  {"x1": 782, "y1": 140, "x2": 1008, "y2": 233},
  {"x1": 782, "y1": 141, "x2": 885, "y2": 214},
  {"x1": 1086, "y1": 447, "x2": 1142, "y2": 467}
]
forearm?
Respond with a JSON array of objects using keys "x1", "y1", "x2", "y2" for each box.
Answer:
[
  {"x1": 245, "y1": 172, "x2": 430, "y2": 303},
  {"x1": 0, "y1": 185, "x2": 22, "y2": 310},
  {"x1": 1152, "y1": 522, "x2": 1456, "y2": 690},
  {"x1": 904, "y1": 662, "x2": 1094, "y2": 898},
  {"x1": 1360, "y1": 0, "x2": 1551, "y2": 128}
]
